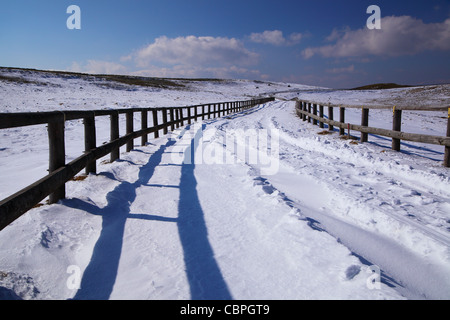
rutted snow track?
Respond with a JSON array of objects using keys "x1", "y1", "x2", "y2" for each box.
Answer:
[{"x1": 202, "y1": 100, "x2": 450, "y2": 299}]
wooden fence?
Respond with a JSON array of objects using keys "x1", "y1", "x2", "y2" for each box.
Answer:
[
  {"x1": 294, "y1": 99, "x2": 450, "y2": 167},
  {"x1": 0, "y1": 97, "x2": 274, "y2": 231}
]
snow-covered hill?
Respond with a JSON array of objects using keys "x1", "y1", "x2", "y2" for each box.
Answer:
[{"x1": 0, "y1": 68, "x2": 449, "y2": 300}]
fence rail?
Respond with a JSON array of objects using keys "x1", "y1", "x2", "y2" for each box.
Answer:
[
  {"x1": 294, "y1": 99, "x2": 450, "y2": 168},
  {"x1": 0, "y1": 97, "x2": 274, "y2": 231}
]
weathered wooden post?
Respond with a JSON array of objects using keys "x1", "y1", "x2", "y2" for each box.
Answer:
[
  {"x1": 307, "y1": 103, "x2": 312, "y2": 123},
  {"x1": 319, "y1": 105, "x2": 324, "y2": 128},
  {"x1": 141, "y1": 110, "x2": 148, "y2": 146},
  {"x1": 84, "y1": 112, "x2": 96, "y2": 174},
  {"x1": 313, "y1": 104, "x2": 318, "y2": 125},
  {"x1": 328, "y1": 106, "x2": 334, "y2": 131},
  {"x1": 392, "y1": 106, "x2": 402, "y2": 151},
  {"x1": 48, "y1": 113, "x2": 66, "y2": 203},
  {"x1": 295, "y1": 101, "x2": 301, "y2": 118},
  {"x1": 187, "y1": 107, "x2": 192, "y2": 125},
  {"x1": 361, "y1": 107, "x2": 369, "y2": 142},
  {"x1": 302, "y1": 101, "x2": 307, "y2": 121},
  {"x1": 175, "y1": 108, "x2": 180, "y2": 128},
  {"x1": 169, "y1": 108, "x2": 175, "y2": 131},
  {"x1": 110, "y1": 111, "x2": 119, "y2": 162},
  {"x1": 163, "y1": 109, "x2": 168, "y2": 135},
  {"x1": 194, "y1": 106, "x2": 199, "y2": 121},
  {"x1": 152, "y1": 109, "x2": 159, "y2": 139},
  {"x1": 339, "y1": 107, "x2": 345, "y2": 136},
  {"x1": 126, "y1": 111, "x2": 134, "y2": 152},
  {"x1": 179, "y1": 108, "x2": 183, "y2": 127},
  {"x1": 444, "y1": 108, "x2": 450, "y2": 168}
]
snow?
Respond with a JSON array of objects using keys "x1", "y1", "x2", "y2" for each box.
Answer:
[{"x1": 0, "y1": 68, "x2": 449, "y2": 300}]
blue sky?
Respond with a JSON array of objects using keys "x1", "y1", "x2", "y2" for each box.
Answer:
[{"x1": 1, "y1": 0, "x2": 450, "y2": 88}]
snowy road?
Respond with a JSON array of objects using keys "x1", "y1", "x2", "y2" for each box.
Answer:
[{"x1": 1, "y1": 100, "x2": 449, "y2": 300}]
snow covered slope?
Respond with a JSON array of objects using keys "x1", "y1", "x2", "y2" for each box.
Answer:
[{"x1": 0, "y1": 68, "x2": 449, "y2": 300}]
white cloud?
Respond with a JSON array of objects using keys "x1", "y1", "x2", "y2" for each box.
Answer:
[
  {"x1": 302, "y1": 16, "x2": 450, "y2": 59},
  {"x1": 249, "y1": 30, "x2": 304, "y2": 46},
  {"x1": 132, "y1": 35, "x2": 259, "y2": 68}
]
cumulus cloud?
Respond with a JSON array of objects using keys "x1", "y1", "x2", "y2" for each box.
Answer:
[
  {"x1": 249, "y1": 30, "x2": 304, "y2": 46},
  {"x1": 302, "y1": 16, "x2": 450, "y2": 59},
  {"x1": 71, "y1": 35, "x2": 266, "y2": 80},
  {"x1": 131, "y1": 35, "x2": 259, "y2": 68}
]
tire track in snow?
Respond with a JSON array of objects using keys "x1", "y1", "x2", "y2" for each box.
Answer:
[
  {"x1": 207, "y1": 100, "x2": 450, "y2": 299},
  {"x1": 267, "y1": 106, "x2": 450, "y2": 249}
]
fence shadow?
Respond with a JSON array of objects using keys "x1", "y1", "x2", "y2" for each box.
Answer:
[
  {"x1": 177, "y1": 124, "x2": 232, "y2": 300},
  {"x1": 64, "y1": 124, "x2": 231, "y2": 300},
  {"x1": 65, "y1": 138, "x2": 176, "y2": 300}
]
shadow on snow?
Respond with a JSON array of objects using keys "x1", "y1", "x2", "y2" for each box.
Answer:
[{"x1": 64, "y1": 124, "x2": 231, "y2": 300}]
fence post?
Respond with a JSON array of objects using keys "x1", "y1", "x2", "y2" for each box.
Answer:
[
  {"x1": 163, "y1": 109, "x2": 168, "y2": 135},
  {"x1": 339, "y1": 107, "x2": 345, "y2": 136},
  {"x1": 170, "y1": 108, "x2": 175, "y2": 131},
  {"x1": 179, "y1": 108, "x2": 184, "y2": 127},
  {"x1": 308, "y1": 103, "x2": 312, "y2": 123},
  {"x1": 392, "y1": 107, "x2": 402, "y2": 151},
  {"x1": 444, "y1": 108, "x2": 450, "y2": 167},
  {"x1": 361, "y1": 107, "x2": 369, "y2": 142},
  {"x1": 319, "y1": 105, "x2": 324, "y2": 128},
  {"x1": 175, "y1": 108, "x2": 180, "y2": 128},
  {"x1": 152, "y1": 109, "x2": 159, "y2": 139},
  {"x1": 302, "y1": 101, "x2": 306, "y2": 121},
  {"x1": 110, "y1": 111, "x2": 119, "y2": 162},
  {"x1": 313, "y1": 104, "x2": 317, "y2": 125},
  {"x1": 126, "y1": 111, "x2": 134, "y2": 152},
  {"x1": 48, "y1": 113, "x2": 65, "y2": 203},
  {"x1": 328, "y1": 106, "x2": 334, "y2": 131},
  {"x1": 84, "y1": 112, "x2": 96, "y2": 174},
  {"x1": 141, "y1": 110, "x2": 148, "y2": 146},
  {"x1": 187, "y1": 107, "x2": 191, "y2": 125}
]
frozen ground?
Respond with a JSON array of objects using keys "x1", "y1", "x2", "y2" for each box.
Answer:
[{"x1": 0, "y1": 68, "x2": 449, "y2": 300}]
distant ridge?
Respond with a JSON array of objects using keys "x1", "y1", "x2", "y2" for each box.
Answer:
[{"x1": 350, "y1": 83, "x2": 414, "y2": 90}]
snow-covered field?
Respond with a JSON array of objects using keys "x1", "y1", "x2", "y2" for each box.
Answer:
[{"x1": 0, "y1": 68, "x2": 449, "y2": 300}]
